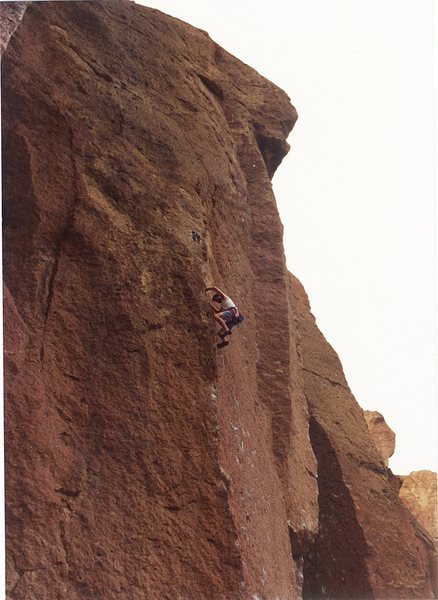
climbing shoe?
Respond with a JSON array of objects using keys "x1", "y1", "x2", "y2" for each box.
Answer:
[{"x1": 219, "y1": 330, "x2": 232, "y2": 339}]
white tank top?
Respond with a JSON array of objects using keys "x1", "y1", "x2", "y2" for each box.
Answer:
[{"x1": 222, "y1": 296, "x2": 236, "y2": 309}]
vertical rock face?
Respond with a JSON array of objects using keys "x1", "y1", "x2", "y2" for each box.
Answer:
[
  {"x1": 2, "y1": 3, "x2": 307, "y2": 598},
  {"x1": 2, "y1": 2, "x2": 435, "y2": 599},
  {"x1": 364, "y1": 410, "x2": 396, "y2": 466}
]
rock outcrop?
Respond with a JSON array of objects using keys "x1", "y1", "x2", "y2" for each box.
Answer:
[
  {"x1": 364, "y1": 411, "x2": 437, "y2": 597},
  {"x1": 397, "y1": 471, "x2": 438, "y2": 598},
  {"x1": 2, "y1": 2, "x2": 435, "y2": 599},
  {"x1": 364, "y1": 410, "x2": 396, "y2": 466},
  {"x1": 399, "y1": 470, "x2": 437, "y2": 542}
]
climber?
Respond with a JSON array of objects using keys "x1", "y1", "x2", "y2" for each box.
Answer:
[{"x1": 205, "y1": 286, "x2": 244, "y2": 348}]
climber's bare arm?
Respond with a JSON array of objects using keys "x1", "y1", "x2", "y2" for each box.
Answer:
[
  {"x1": 209, "y1": 302, "x2": 219, "y2": 313},
  {"x1": 205, "y1": 285, "x2": 226, "y2": 297}
]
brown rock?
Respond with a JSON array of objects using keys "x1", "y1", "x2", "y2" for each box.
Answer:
[
  {"x1": 364, "y1": 410, "x2": 396, "y2": 465},
  {"x1": 390, "y1": 468, "x2": 438, "y2": 598},
  {"x1": 400, "y1": 470, "x2": 437, "y2": 542},
  {"x1": 2, "y1": 2, "x2": 303, "y2": 598},
  {"x1": 2, "y1": 2, "x2": 435, "y2": 599},
  {"x1": 290, "y1": 274, "x2": 435, "y2": 599}
]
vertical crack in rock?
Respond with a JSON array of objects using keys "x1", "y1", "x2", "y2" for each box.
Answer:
[
  {"x1": 40, "y1": 124, "x2": 80, "y2": 364},
  {"x1": 58, "y1": 521, "x2": 70, "y2": 575},
  {"x1": 303, "y1": 416, "x2": 375, "y2": 600}
]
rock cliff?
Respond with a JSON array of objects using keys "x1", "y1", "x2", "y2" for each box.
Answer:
[{"x1": 2, "y1": 2, "x2": 436, "y2": 599}]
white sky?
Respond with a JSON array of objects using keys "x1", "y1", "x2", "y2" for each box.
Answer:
[{"x1": 140, "y1": 0, "x2": 437, "y2": 474}]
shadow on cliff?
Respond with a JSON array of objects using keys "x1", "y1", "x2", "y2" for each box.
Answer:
[{"x1": 303, "y1": 417, "x2": 375, "y2": 600}]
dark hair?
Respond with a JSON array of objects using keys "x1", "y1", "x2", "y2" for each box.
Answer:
[{"x1": 212, "y1": 293, "x2": 223, "y2": 303}]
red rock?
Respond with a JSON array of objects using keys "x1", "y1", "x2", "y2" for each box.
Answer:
[
  {"x1": 2, "y1": 3, "x2": 301, "y2": 598},
  {"x1": 2, "y1": 2, "x2": 435, "y2": 599},
  {"x1": 364, "y1": 410, "x2": 396, "y2": 465}
]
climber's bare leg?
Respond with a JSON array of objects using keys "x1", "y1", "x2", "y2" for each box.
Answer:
[{"x1": 214, "y1": 313, "x2": 230, "y2": 336}]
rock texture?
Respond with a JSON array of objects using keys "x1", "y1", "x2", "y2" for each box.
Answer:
[
  {"x1": 364, "y1": 410, "x2": 396, "y2": 466},
  {"x1": 2, "y1": 2, "x2": 436, "y2": 599},
  {"x1": 289, "y1": 275, "x2": 435, "y2": 600},
  {"x1": 399, "y1": 471, "x2": 437, "y2": 542},
  {"x1": 0, "y1": 2, "x2": 28, "y2": 56},
  {"x1": 396, "y1": 471, "x2": 438, "y2": 599}
]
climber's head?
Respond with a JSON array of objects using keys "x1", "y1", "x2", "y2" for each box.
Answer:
[{"x1": 212, "y1": 293, "x2": 223, "y2": 303}]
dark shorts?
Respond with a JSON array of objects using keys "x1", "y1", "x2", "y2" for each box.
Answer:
[
  {"x1": 222, "y1": 310, "x2": 235, "y2": 323},
  {"x1": 221, "y1": 307, "x2": 239, "y2": 323}
]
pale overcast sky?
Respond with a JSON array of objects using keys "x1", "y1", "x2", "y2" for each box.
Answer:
[{"x1": 141, "y1": 0, "x2": 437, "y2": 474}]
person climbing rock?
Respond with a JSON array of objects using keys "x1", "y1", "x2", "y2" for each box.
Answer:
[{"x1": 205, "y1": 286, "x2": 244, "y2": 348}]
